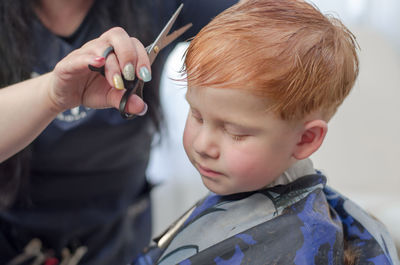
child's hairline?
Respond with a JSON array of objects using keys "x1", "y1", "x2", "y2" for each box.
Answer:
[{"x1": 185, "y1": 81, "x2": 336, "y2": 124}]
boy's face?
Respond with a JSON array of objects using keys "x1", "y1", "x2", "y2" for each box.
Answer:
[{"x1": 183, "y1": 86, "x2": 301, "y2": 195}]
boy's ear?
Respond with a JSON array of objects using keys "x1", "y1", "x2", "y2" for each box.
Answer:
[{"x1": 293, "y1": 119, "x2": 328, "y2": 160}]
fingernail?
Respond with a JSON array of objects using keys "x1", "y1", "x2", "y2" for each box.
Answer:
[
  {"x1": 139, "y1": 66, "x2": 152, "y2": 82},
  {"x1": 94, "y1": 56, "x2": 105, "y2": 62},
  {"x1": 113, "y1": 74, "x2": 125, "y2": 90},
  {"x1": 138, "y1": 103, "x2": 148, "y2": 116},
  {"x1": 123, "y1": 63, "x2": 135, "y2": 81}
]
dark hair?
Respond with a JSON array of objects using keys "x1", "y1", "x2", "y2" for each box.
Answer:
[
  {"x1": 0, "y1": 0, "x2": 162, "y2": 209},
  {"x1": 0, "y1": 0, "x2": 35, "y2": 86},
  {"x1": 0, "y1": 0, "x2": 37, "y2": 209}
]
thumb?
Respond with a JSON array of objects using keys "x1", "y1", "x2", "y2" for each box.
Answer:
[{"x1": 107, "y1": 90, "x2": 148, "y2": 116}]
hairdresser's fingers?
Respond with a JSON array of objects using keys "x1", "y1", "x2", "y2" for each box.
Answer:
[
  {"x1": 55, "y1": 50, "x2": 147, "y2": 116},
  {"x1": 80, "y1": 37, "x2": 112, "y2": 57},
  {"x1": 106, "y1": 90, "x2": 148, "y2": 116},
  {"x1": 131, "y1": 37, "x2": 152, "y2": 82},
  {"x1": 79, "y1": 36, "x2": 124, "y2": 90},
  {"x1": 101, "y1": 27, "x2": 142, "y2": 82},
  {"x1": 55, "y1": 43, "x2": 105, "y2": 75},
  {"x1": 51, "y1": 54, "x2": 105, "y2": 112},
  {"x1": 101, "y1": 52, "x2": 126, "y2": 90}
]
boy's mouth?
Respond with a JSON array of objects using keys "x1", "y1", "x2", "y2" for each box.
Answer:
[{"x1": 196, "y1": 163, "x2": 222, "y2": 178}]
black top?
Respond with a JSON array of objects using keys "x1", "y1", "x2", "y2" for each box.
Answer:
[{"x1": 0, "y1": 1, "x2": 236, "y2": 264}]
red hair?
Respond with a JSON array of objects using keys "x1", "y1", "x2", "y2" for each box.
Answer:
[{"x1": 184, "y1": 0, "x2": 359, "y2": 120}]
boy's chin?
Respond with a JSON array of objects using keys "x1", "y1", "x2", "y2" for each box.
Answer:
[
  {"x1": 201, "y1": 176, "x2": 232, "y2": 196},
  {"x1": 201, "y1": 176, "x2": 249, "y2": 196}
]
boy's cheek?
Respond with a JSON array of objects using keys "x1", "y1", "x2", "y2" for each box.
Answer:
[
  {"x1": 225, "y1": 149, "x2": 277, "y2": 187},
  {"x1": 226, "y1": 150, "x2": 260, "y2": 177},
  {"x1": 227, "y1": 154, "x2": 269, "y2": 189},
  {"x1": 182, "y1": 125, "x2": 193, "y2": 157}
]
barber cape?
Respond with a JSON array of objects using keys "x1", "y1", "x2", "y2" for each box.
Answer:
[{"x1": 133, "y1": 160, "x2": 399, "y2": 265}]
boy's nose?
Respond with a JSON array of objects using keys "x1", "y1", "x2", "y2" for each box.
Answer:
[{"x1": 193, "y1": 128, "x2": 219, "y2": 159}]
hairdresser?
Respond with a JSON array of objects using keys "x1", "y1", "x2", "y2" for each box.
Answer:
[{"x1": 0, "y1": 0, "x2": 236, "y2": 264}]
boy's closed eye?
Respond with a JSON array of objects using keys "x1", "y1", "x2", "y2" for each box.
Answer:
[
  {"x1": 190, "y1": 109, "x2": 203, "y2": 123},
  {"x1": 223, "y1": 124, "x2": 251, "y2": 141},
  {"x1": 188, "y1": 107, "x2": 256, "y2": 141}
]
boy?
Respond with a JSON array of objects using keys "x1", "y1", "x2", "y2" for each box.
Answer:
[{"x1": 134, "y1": 0, "x2": 400, "y2": 264}]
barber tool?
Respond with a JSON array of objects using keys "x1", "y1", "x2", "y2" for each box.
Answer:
[{"x1": 89, "y1": 4, "x2": 192, "y2": 119}]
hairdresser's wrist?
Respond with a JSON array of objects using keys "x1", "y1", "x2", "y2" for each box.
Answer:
[{"x1": 45, "y1": 71, "x2": 77, "y2": 114}]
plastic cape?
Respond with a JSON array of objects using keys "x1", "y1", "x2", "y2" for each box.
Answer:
[{"x1": 133, "y1": 174, "x2": 399, "y2": 265}]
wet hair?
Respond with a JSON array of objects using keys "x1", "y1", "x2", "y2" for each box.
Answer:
[{"x1": 184, "y1": 0, "x2": 359, "y2": 121}]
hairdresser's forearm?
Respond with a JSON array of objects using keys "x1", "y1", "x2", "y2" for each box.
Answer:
[{"x1": 0, "y1": 73, "x2": 58, "y2": 162}]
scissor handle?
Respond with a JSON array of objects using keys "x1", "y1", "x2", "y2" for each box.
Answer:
[
  {"x1": 88, "y1": 46, "x2": 115, "y2": 75},
  {"x1": 119, "y1": 78, "x2": 144, "y2": 119}
]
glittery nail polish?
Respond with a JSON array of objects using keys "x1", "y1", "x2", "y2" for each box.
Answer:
[
  {"x1": 123, "y1": 63, "x2": 135, "y2": 81},
  {"x1": 113, "y1": 74, "x2": 125, "y2": 90}
]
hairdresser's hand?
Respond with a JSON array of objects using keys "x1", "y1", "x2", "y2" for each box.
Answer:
[{"x1": 49, "y1": 27, "x2": 151, "y2": 115}]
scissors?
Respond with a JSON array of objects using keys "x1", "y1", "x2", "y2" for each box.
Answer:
[{"x1": 89, "y1": 4, "x2": 192, "y2": 119}]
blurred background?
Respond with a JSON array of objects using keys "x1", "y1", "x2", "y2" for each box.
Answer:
[{"x1": 147, "y1": 0, "x2": 400, "y2": 252}]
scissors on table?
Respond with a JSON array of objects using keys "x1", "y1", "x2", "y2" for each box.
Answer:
[{"x1": 89, "y1": 4, "x2": 192, "y2": 119}]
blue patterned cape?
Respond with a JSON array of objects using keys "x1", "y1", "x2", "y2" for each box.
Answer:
[{"x1": 133, "y1": 174, "x2": 399, "y2": 265}]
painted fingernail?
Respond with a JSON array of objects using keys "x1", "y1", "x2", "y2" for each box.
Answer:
[
  {"x1": 113, "y1": 74, "x2": 125, "y2": 90},
  {"x1": 137, "y1": 103, "x2": 148, "y2": 116},
  {"x1": 94, "y1": 56, "x2": 105, "y2": 62},
  {"x1": 123, "y1": 63, "x2": 135, "y2": 81},
  {"x1": 139, "y1": 66, "x2": 152, "y2": 82}
]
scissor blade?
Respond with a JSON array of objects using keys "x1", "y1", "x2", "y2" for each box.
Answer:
[
  {"x1": 147, "y1": 4, "x2": 184, "y2": 63},
  {"x1": 158, "y1": 23, "x2": 192, "y2": 51},
  {"x1": 147, "y1": 23, "x2": 192, "y2": 64}
]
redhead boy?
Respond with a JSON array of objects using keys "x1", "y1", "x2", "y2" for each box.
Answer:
[{"x1": 134, "y1": 0, "x2": 400, "y2": 264}]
